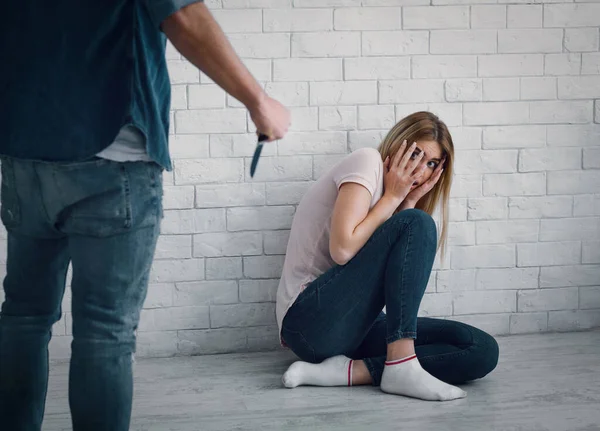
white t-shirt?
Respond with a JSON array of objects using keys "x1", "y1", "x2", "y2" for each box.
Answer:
[
  {"x1": 275, "y1": 147, "x2": 385, "y2": 337},
  {"x1": 96, "y1": 125, "x2": 152, "y2": 163}
]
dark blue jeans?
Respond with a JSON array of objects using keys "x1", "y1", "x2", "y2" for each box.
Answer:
[
  {"x1": 0, "y1": 157, "x2": 163, "y2": 431},
  {"x1": 282, "y1": 209, "x2": 499, "y2": 385}
]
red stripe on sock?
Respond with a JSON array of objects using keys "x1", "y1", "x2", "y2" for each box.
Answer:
[
  {"x1": 385, "y1": 354, "x2": 417, "y2": 366},
  {"x1": 347, "y1": 360, "x2": 353, "y2": 387}
]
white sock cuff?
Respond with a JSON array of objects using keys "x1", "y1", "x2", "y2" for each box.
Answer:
[{"x1": 384, "y1": 354, "x2": 417, "y2": 366}]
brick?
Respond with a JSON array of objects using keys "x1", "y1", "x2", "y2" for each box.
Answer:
[
  {"x1": 479, "y1": 54, "x2": 543, "y2": 77},
  {"x1": 243, "y1": 59, "x2": 273, "y2": 82},
  {"x1": 335, "y1": 7, "x2": 401, "y2": 30},
  {"x1": 558, "y1": 76, "x2": 600, "y2": 100},
  {"x1": 224, "y1": 0, "x2": 291, "y2": 7},
  {"x1": 155, "y1": 235, "x2": 192, "y2": 260},
  {"x1": 476, "y1": 220, "x2": 539, "y2": 244},
  {"x1": 544, "y1": 4, "x2": 600, "y2": 28},
  {"x1": 161, "y1": 209, "x2": 226, "y2": 235},
  {"x1": 174, "y1": 281, "x2": 238, "y2": 306},
  {"x1": 520, "y1": 77, "x2": 557, "y2": 101},
  {"x1": 437, "y1": 269, "x2": 476, "y2": 292},
  {"x1": 467, "y1": 198, "x2": 508, "y2": 220},
  {"x1": 464, "y1": 102, "x2": 529, "y2": 126},
  {"x1": 450, "y1": 127, "x2": 482, "y2": 150},
  {"x1": 143, "y1": 284, "x2": 175, "y2": 309},
  {"x1": 530, "y1": 101, "x2": 593, "y2": 124},
  {"x1": 402, "y1": 103, "x2": 463, "y2": 127},
  {"x1": 450, "y1": 175, "x2": 482, "y2": 198},
  {"x1": 418, "y1": 293, "x2": 452, "y2": 317},
  {"x1": 206, "y1": 257, "x2": 243, "y2": 280},
  {"x1": 364, "y1": 0, "x2": 427, "y2": 4},
  {"x1": 541, "y1": 265, "x2": 600, "y2": 288},
  {"x1": 139, "y1": 306, "x2": 210, "y2": 331},
  {"x1": 136, "y1": 331, "x2": 178, "y2": 358},
  {"x1": 413, "y1": 55, "x2": 477, "y2": 79},
  {"x1": 585, "y1": 148, "x2": 600, "y2": 169},
  {"x1": 170, "y1": 85, "x2": 187, "y2": 110},
  {"x1": 318, "y1": 107, "x2": 357, "y2": 131},
  {"x1": 228, "y1": 33, "x2": 290, "y2": 58},
  {"x1": 264, "y1": 82, "x2": 308, "y2": 107},
  {"x1": 451, "y1": 314, "x2": 510, "y2": 336},
  {"x1": 445, "y1": 79, "x2": 482, "y2": 102},
  {"x1": 243, "y1": 255, "x2": 286, "y2": 278},
  {"x1": 582, "y1": 53, "x2": 600, "y2": 75},
  {"x1": 174, "y1": 158, "x2": 244, "y2": 185},
  {"x1": 211, "y1": 303, "x2": 276, "y2": 328},
  {"x1": 477, "y1": 267, "x2": 539, "y2": 291},
  {"x1": 582, "y1": 242, "x2": 600, "y2": 264},
  {"x1": 348, "y1": 130, "x2": 387, "y2": 151},
  {"x1": 548, "y1": 309, "x2": 600, "y2": 332},
  {"x1": 273, "y1": 59, "x2": 342, "y2": 82},
  {"x1": 211, "y1": 9, "x2": 262, "y2": 32},
  {"x1": 450, "y1": 244, "x2": 515, "y2": 269},
  {"x1": 167, "y1": 60, "x2": 199, "y2": 84},
  {"x1": 517, "y1": 242, "x2": 581, "y2": 267},
  {"x1": 264, "y1": 230, "x2": 290, "y2": 255},
  {"x1": 263, "y1": 8, "x2": 332, "y2": 32},
  {"x1": 446, "y1": 222, "x2": 475, "y2": 246},
  {"x1": 266, "y1": 182, "x2": 313, "y2": 205},
  {"x1": 188, "y1": 85, "x2": 226, "y2": 109},
  {"x1": 150, "y1": 259, "x2": 205, "y2": 283},
  {"x1": 227, "y1": 206, "x2": 295, "y2": 231},
  {"x1": 245, "y1": 156, "x2": 313, "y2": 182},
  {"x1": 548, "y1": 171, "x2": 600, "y2": 195},
  {"x1": 547, "y1": 125, "x2": 600, "y2": 148},
  {"x1": 293, "y1": 0, "x2": 360, "y2": 6},
  {"x1": 471, "y1": 6, "x2": 507, "y2": 29},
  {"x1": 279, "y1": 132, "x2": 347, "y2": 154},
  {"x1": 292, "y1": 32, "x2": 360, "y2": 58},
  {"x1": 380, "y1": 80, "x2": 445, "y2": 104},
  {"x1": 310, "y1": 81, "x2": 377, "y2": 106},
  {"x1": 239, "y1": 279, "x2": 279, "y2": 303},
  {"x1": 169, "y1": 135, "x2": 210, "y2": 159},
  {"x1": 166, "y1": 41, "x2": 180, "y2": 60},
  {"x1": 509, "y1": 312, "x2": 548, "y2": 334},
  {"x1": 49, "y1": 336, "x2": 72, "y2": 361},
  {"x1": 482, "y1": 78, "x2": 520, "y2": 102},
  {"x1": 519, "y1": 148, "x2": 581, "y2": 173},
  {"x1": 454, "y1": 290, "x2": 517, "y2": 315},
  {"x1": 195, "y1": 183, "x2": 265, "y2": 208},
  {"x1": 509, "y1": 196, "x2": 573, "y2": 219},
  {"x1": 540, "y1": 218, "x2": 600, "y2": 242},
  {"x1": 545, "y1": 54, "x2": 582, "y2": 76},
  {"x1": 403, "y1": 6, "x2": 469, "y2": 30},
  {"x1": 580, "y1": 286, "x2": 600, "y2": 309},
  {"x1": 507, "y1": 5, "x2": 542, "y2": 28},
  {"x1": 193, "y1": 232, "x2": 262, "y2": 257},
  {"x1": 574, "y1": 195, "x2": 600, "y2": 216},
  {"x1": 288, "y1": 107, "x2": 319, "y2": 132},
  {"x1": 210, "y1": 133, "x2": 277, "y2": 158},
  {"x1": 163, "y1": 186, "x2": 195, "y2": 210},
  {"x1": 344, "y1": 57, "x2": 410, "y2": 80},
  {"x1": 455, "y1": 150, "x2": 517, "y2": 175},
  {"x1": 430, "y1": 30, "x2": 497, "y2": 55},
  {"x1": 450, "y1": 198, "x2": 468, "y2": 222},
  {"x1": 178, "y1": 328, "x2": 247, "y2": 356},
  {"x1": 175, "y1": 109, "x2": 247, "y2": 134},
  {"x1": 362, "y1": 31, "x2": 429, "y2": 56},
  {"x1": 519, "y1": 288, "x2": 579, "y2": 313},
  {"x1": 565, "y1": 28, "x2": 599, "y2": 53},
  {"x1": 356, "y1": 105, "x2": 395, "y2": 130},
  {"x1": 314, "y1": 155, "x2": 346, "y2": 179}
]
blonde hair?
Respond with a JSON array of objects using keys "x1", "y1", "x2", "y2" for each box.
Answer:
[{"x1": 377, "y1": 111, "x2": 454, "y2": 256}]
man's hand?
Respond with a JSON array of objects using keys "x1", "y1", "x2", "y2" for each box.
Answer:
[{"x1": 249, "y1": 93, "x2": 290, "y2": 142}]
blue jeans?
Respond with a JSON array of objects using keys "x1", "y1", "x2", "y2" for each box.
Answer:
[
  {"x1": 282, "y1": 209, "x2": 499, "y2": 385},
  {"x1": 0, "y1": 157, "x2": 163, "y2": 431}
]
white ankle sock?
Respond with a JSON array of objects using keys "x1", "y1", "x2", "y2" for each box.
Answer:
[
  {"x1": 282, "y1": 355, "x2": 353, "y2": 388},
  {"x1": 380, "y1": 354, "x2": 467, "y2": 401}
]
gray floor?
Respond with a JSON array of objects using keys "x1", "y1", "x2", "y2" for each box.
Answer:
[{"x1": 44, "y1": 330, "x2": 600, "y2": 431}]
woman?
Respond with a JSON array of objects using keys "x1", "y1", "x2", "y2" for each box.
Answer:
[{"x1": 275, "y1": 111, "x2": 499, "y2": 402}]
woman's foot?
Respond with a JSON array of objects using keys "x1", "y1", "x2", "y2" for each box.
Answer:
[
  {"x1": 380, "y1": 354, "x2": 467, "y2": 401},
  {"x1": 282, "y1": 355, "x2": 352, "y2": 388}
]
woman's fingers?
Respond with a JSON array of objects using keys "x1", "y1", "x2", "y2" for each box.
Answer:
[
  {"x1": 391, "y1": 140, "x2": 407, "y2": 169},
  {"x1": 398, "y1": 142, "x2": 417, "y2": 169}
]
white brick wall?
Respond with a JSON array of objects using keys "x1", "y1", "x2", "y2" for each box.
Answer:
[{"x1": 45, "y1": 1, "x2": 600, "y2": 359}]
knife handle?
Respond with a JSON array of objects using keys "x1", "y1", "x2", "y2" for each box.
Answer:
[{"x1": 257, "y1": 133, "x2": 269, "y2": 143}]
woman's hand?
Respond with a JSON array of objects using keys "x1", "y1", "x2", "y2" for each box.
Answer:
[
  {"x1": 383, "y1": 141, "x2": 426, "y2": 205},
  {"x1": 403, "y1": 157, "x2": 445, "y2": 208}
]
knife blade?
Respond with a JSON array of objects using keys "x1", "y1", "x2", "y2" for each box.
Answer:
[{"x1": 250, "y1": 133, "x2": 269, "y2": 178}]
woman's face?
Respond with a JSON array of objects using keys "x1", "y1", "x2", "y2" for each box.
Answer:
[{"x1": 408, "y1": 140, "x2": 444, "y2": 191}]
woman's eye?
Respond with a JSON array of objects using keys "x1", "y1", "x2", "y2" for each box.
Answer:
[
  {"x1": 427, "y1": 161, "x2": 438, "y2": 168},
  {"x1": 410, "y1": 151, "x2": 419, "y2": 159}
]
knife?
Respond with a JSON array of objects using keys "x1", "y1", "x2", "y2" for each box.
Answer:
[{"x1": 250, "y1": 133, "x2": 269, "y2": 178}]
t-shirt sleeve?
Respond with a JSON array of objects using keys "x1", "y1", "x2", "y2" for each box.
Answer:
[
  {"x1": 143, "y1": 0, "x2": 204, "y2": 29},
  {"x1": 332, "y1": 147, "x2": 382, "y2": 198}
]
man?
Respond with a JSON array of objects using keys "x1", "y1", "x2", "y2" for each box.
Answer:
[{"x1": 0, "y1": 1, "x2": 290, "y2": 430}]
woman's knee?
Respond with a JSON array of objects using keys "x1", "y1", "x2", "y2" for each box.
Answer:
[
  {"x1": 391, "y1": 208, "x2": 437, "y2": 245},
  {"x1": 465, "y1": 328, "x2": 500, "y2": 381}
]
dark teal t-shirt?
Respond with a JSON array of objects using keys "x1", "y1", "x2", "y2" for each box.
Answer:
[{"x1": 0, "y1": 0, "x2": 202, "y2": 170}]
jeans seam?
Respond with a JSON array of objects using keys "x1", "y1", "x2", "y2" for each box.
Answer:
[{"x1": 121, "y1": 165, "x2": 132, "y2": 229}]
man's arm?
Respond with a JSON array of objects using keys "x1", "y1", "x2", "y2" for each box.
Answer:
[{"x1": 160, "y1": 2, "x2": 290, "y2": 140}]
